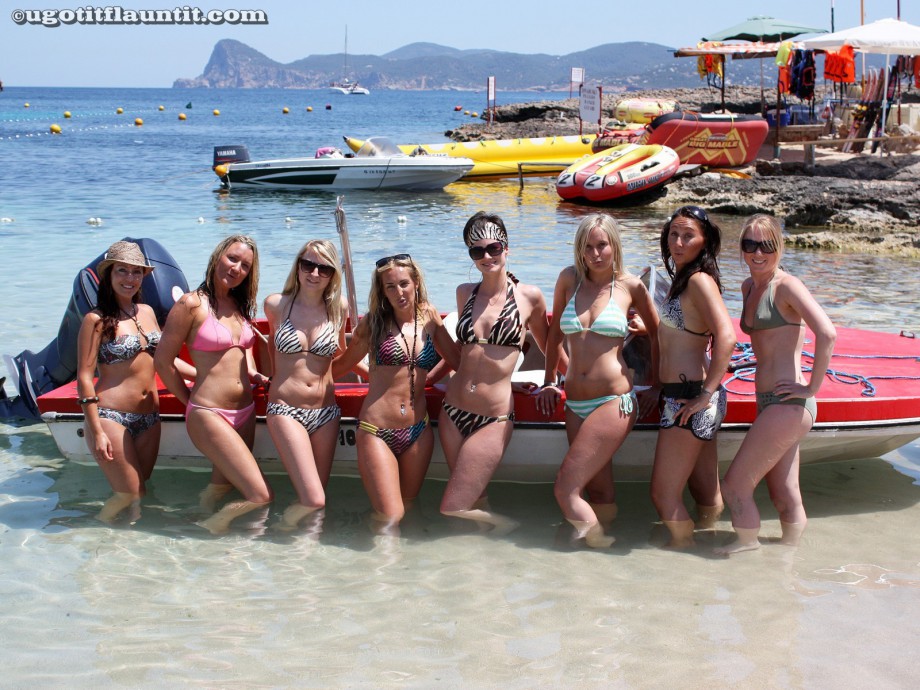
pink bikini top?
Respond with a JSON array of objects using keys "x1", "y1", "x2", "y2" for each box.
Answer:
[{"x1": 192, "y1": 312, "x2": 256, "y2": 352}]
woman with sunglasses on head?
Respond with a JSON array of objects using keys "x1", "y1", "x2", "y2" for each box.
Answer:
[
  {"x1": 77, "y1": 241, "x2": 175, "y2": 523},
  {"x1": 156, "y1": 235, "x2": 273, "y2": 534},
  {"x1": 716, "y1": 214, "x2": 836, "y2": 555},
  {"x1": 439, "y1": 212, "x2": 557, "y2": 533},
  {"x1": 649, "y1": 206, "x2": 736, "y2": 548},
  {"x1": 333, "y1": 254, "x2": 460, "y2": 531},
  {"x1": 537, "y1": 213, "x2": 659, "y2": 548},
  {"x1": 263, "y1": 240, "x2": 349, "y2": 530}
]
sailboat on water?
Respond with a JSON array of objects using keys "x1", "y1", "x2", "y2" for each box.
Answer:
[{"x1": 330, "y1": 27, "x2": 369, "y2": 95}]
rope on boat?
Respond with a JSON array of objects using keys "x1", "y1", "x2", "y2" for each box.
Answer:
[{"x1": 723, "y1": 342, "x2": 920, "y2": 398}]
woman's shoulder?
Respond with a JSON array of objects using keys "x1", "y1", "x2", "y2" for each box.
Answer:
[
  {"x1": 137, "y1": 303, "x2": 159, "y2": 321},
  {"x1": 263, "y1": 292, "x2": 285, "y2": 315},
  {"x1": 556, "y1": 265, "x2": 577, "y2": 284},
  {"x1": 514, "y1": 280, "x2": 545, "y2": 305}
]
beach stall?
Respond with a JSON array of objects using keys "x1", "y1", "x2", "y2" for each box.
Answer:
[{"x1": 800, "y1": 18, "x2": 920, "y2": 138}]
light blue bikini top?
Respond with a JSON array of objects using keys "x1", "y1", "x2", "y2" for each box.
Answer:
[{"x1": 559, "y1": 281, "x2": 628, "y2": 339}]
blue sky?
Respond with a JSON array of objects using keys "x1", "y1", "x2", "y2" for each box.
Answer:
[{"x1": 2, "y1": 1, "x2": 918, "y2": 87}]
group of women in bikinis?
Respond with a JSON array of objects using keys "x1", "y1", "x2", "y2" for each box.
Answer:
[{"x1": 77, "y1": 206, "x2": 836, "y2": 552}]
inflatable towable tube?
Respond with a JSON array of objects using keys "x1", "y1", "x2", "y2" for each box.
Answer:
[{"x1": 0, "y1": 237, "x2": 188, "y2": 421}]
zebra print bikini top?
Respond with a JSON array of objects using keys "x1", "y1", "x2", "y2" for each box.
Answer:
[
  {"x1": 273, "y1": 300, "x2": 338, "y2": 358},
  {"x1": 456, "y1": 277, "x2": 524, "y2": 350}
]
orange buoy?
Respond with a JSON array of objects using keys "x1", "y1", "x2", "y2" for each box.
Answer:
[
  {"x1": 134, "y1": 118, "x2": 143, "y2": 126},
  {"x1": 178, "y1": 112, "x2": 187, "y2": 121}
]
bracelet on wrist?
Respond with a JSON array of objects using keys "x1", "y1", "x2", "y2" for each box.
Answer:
[
  {"x1": 78, "y1": 396, "x2": 99, "y2": 406},
  {"x1": 700, "y1": 389, "x2": 714, "y2": 399}
]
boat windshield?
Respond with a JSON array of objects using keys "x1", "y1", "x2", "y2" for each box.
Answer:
[{"x1": 356, "y1": 137, "x2": 402, "y2": 158}]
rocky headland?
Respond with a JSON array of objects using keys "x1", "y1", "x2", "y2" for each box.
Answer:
[{"x1": 447, "y1": 87, "x2": 920, "y2": 256}]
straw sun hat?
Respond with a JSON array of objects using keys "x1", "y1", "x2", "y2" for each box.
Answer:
[{"x1": 96, "y1": 240, "x2": 154, "y2": 275}]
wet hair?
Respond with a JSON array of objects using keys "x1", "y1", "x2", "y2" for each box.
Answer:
[
  {"x1": 366, "y1": 255, "x2": 429, "y2": 352},
  {"x1": 740, "y1": 213, "x2": 785, "y2": 262},
  {"x1": 661, "y1": 206, "x2": 723, "y2": 298},
  {"x1": 573, "y1": 213, "x2": 623, "y2": 283},
  {"x1": 97, "y1": 262, "x2": 143, "y2": 343},
  {"x1": 463, "y1": 211, "x2": 509, "y2": 247},
  {"x1": 281, "y1": 239, "x2": 344, "y2": 330},
  {"x1": 197, "y1": 235, "x2": 259, "y2": 320}
]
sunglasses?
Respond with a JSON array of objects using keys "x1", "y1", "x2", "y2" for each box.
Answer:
[
  {"x1": 298, "y1": 258, "x2": 335, "y2": 277},
  {"x1": 741, "y1": 238, "x2": 778, "y2": 255},
  {"x1": 672, "y1": 205, "x2": 710, "y2": 226},
  {"x1": 375, "y1": 253, "x2": 411, "y2": 269},
  {"x1": 468, "y1": 241, "x2": 505, "y2": 261}
]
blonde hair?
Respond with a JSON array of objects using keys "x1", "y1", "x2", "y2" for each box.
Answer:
[
  {"x1": 740, "y1": 214, "x2": 785, "y2": 261},
  {"x1": 281, "y1": 239, "x2": 344, "y2": 330},
  {"x1": 573, "y1": 213, "x2": 624, "y2": 282},
  {"x1": 366, "y1": 255, "x2": 429, "y2": 351},
  {"x1": 199, "y1": 234, "x2": 259, "y2": 320}
]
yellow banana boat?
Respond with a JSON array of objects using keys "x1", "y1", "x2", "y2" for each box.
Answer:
[{"x1": 344, "y1": 134, "x2": 597, "y2": 180}]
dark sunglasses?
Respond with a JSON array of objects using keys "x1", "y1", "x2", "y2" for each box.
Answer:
[
  {"x1": 672, "y1": 205, "x2": 710, "y2": 226},
  {"x1": 468, "y1": 241, "x2": 505, "y2": 261},
  {"x1": 375, "y1": 253, "x2": 411, "y2": 269},
  {"x1": 741, "y1": 238, "x2": 778, "y2": 255},
  {"x1": 298, "y1": 258, "x2": 335, "y2": 277}
]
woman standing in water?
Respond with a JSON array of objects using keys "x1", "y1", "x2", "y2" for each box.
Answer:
[
  {"x1": 439, "y1": 212, "x2": 557, "y2": 532},
  {"x1": 649, "y1": 206, "x2": 735, "y2": 548},
  {"x1": 333, "y1": 254, "x2": 459, "y2": 531},
  {"x1": 263, "y1": 240, "x2": 348, "y2": 530},
  {"x1": 77, "y1": 241, "x2": 165, "y2": 523},
  {"x1": 537, "y1": 214, "x2": 659, "y2": 547},
  {"x1": 717, "y1": 214, "x2": 836, "y2": 555},
  {"x1": 155, "y1": 235, "x2": 273, "y2": 534}
]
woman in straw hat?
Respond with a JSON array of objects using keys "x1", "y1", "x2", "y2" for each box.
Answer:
[
  {"x1": 156, "y1": 235, "x2": 273, "y2": 534},
  {"x1": 76, "y1": 240, "x2": 166, "y2": 523}
]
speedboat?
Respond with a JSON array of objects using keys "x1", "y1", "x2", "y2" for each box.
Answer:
[
  {"x1": 20, "y1": 244, "x2": 920, "y2": 483},
  {"x1": 212, "y1": 137, "x2": 473, "y2": 191}
]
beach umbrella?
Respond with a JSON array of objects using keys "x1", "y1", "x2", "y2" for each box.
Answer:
[
  {"x1": 704, "y1": 16, "x2": 827, "y2": 43},
  {"x1": 703, "y1": 16, "x2": 828, "y2": 113},
  {"x1": 800, "y1": 18, "x2": 920, "y2": 135}
]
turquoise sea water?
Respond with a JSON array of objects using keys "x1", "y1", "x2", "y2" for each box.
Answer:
[{"x1": 1, "y1": 87, "x2": 920, "y2": 687}]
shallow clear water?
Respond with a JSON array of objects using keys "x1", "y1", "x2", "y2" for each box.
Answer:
[{"x1": 2, "y1": 88, "x2": 920, "y2": 687}]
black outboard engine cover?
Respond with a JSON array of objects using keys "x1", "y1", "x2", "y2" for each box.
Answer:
[
  {"x1": 2, "y1": 237, "x2": 189, "y2": 420},
  {"x1": 213, "y1": 145, "x2": 251, "y2": 167}
]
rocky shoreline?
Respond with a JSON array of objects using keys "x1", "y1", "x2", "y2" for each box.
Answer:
[{"x1": 446, "y1": 88, "x2": 920, "y2": 256}]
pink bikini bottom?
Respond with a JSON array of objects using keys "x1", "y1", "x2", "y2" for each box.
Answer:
[{"x1": 186, "y1": 401, "x2": 256, "y2": 430}]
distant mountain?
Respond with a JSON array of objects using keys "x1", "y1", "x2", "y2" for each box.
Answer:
[{"x1": 173, "y1": 38, "x2": 782, "y2": 91}]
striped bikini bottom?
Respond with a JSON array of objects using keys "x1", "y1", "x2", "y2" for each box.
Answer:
[
  {"x1": 358, "y1": 414, "x2": 430, "y2": 456},
  {"x1": 267, "y1": 402, "x2": 341, "y2": 435},
  {"x1": 564, "y1": 391, "x2": 636, "y2": 420},
  {"x1": 441, "y1": 402, "x2": 514, "y2": 439}
]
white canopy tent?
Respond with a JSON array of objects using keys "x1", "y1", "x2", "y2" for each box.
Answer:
[{"x1": 800, "y1": 18, "x2": 920, "y2": 134}]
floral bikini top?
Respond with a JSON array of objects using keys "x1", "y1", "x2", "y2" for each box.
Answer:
[{"x1": 98, "y1": 329, "x2": 161, "y2": 365}]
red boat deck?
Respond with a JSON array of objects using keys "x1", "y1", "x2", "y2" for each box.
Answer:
[{"x1": 37, "y1": 322, "x2": 920, "y2": 427}]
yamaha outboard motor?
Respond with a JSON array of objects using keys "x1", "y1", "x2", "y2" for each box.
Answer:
[
  {"x1": 1, "y1": 237, "x2": 188, "y2": 421},
  {"x1": 213, "y1": 144, "x2": 250, "y2": 167}
]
